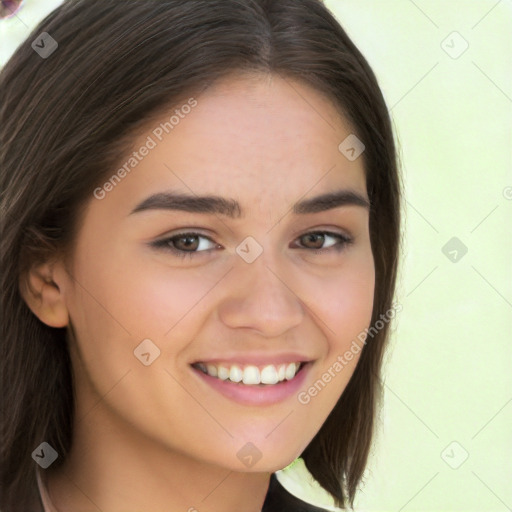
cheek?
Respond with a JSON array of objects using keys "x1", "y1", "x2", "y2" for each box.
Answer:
[
  {"x1": 292, "y1": 267, "x2": 374, "y2": 434},
  {"x1": 304, "y1": 254, "x2": 375, "y2": 351},
  {"x1": 114, "y1": 262, "x2": 231, "y2": 339},
  {"x1": 64, "y1": 247, "x2": 231, "y2": 412},
  {"x1": 70, "y1": 241, "x2": 222, "y2": 342},
  {"x1": 299, "y1": 250, "x2": 374, "y2": 395},
  {"x1": 327, "y1": 270, "x2": 375, "y2": 352}
]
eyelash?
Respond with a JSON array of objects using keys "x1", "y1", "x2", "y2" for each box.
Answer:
[{"x1": 150, "y1": 230, "x2": 353, "y2": 259}]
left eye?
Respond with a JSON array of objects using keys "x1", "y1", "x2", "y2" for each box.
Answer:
[
  {"x1": 295, "y1": 231, "x2": 349, "y2": 251},
  {"x1": 150, "y1": 230, "x2": 352, "y2": 258}
]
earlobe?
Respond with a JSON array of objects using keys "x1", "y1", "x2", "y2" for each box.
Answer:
[{"x1": 19, "y1": 262, "x2": 69, "y2": 328}]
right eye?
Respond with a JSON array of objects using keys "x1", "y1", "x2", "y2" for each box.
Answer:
[{"x1": 149, "y1": 232, "x2": 220, "y2": 258}]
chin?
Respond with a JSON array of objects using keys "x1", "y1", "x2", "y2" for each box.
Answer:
[{"x1": 223, "y1": 443, "x2": 306, "y2": 474}]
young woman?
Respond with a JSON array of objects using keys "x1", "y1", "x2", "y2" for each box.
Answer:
[{"x1": 0, "y1": 1, "x2": 401, "y2": 510}]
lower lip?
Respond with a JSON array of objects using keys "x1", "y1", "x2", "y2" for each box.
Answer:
[{"x1": 191, "y1": 363, "x2": 311, "y2": 406}]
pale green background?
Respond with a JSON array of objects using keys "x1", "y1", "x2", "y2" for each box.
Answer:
[{"x1": 1, "y1": 1, "x2": 511, "y2": 511}]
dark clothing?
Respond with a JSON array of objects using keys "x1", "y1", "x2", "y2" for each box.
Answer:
[{"x1": 262, "y1": 473, "x2": 333, "y2": 512}]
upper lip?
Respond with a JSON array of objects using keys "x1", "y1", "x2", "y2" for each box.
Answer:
[{"x1": 191, "y1": 353, "x2": 314, "y2": 366}]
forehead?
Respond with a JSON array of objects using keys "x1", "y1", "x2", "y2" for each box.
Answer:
[
  {"x1": 95, "y1": 73, "x2": 367, "y2": 218},
  {"x1": 170, "y1": 73, "x2": 358, "y2": 174}
]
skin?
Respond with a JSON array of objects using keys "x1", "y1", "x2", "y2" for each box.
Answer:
[{"x1": 22, "y1": 73, "x2": 375, "y2": 512}]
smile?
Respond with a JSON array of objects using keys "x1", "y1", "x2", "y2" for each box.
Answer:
[
  {"x1": 192, "y1": 362, "x2": 303, "y2": 385},
  {"x1": 190, "y1": 359, "x2": 311, "y2": 406}
]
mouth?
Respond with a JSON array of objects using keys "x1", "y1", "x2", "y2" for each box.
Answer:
[
  {"x1": 191, "y1": 361, "x2": 306, "y2": 386},
  {"x1": 190, "y1": 360, "x2": 312, "y2": 406}
]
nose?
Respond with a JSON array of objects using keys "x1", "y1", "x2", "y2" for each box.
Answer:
[{"x1": 217, "y1": 253, "x2": 305, "y2": 337}]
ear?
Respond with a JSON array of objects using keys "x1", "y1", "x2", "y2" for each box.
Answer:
[{"x1": 19, "y1": 260, "x2": 69, "y2": 328}]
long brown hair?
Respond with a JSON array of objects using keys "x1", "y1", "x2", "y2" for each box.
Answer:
[{"x1": 0, "y1": 0, "x2": 400, "y2": 509}]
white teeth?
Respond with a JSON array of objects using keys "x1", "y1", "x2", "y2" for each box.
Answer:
[
  {"x1": 195, "y1": 361, "x2": 303, "y2": 385},
  {"x1": 206, "y1": 364, "x2": 217, "y2": 377},
  {"x1": 260, "y1": 365, "x2": 279, "y2": 385},
  {"x1": 242, "y1": 365, "x2": 260, "y2": 385},
  {"x1": 217, "y1": 366, "x2": 229, "y2": 380},
  {"x1": 229, "y1": 365, "x2": 243, "y2": 383},
  {"x1": 285, "y1": 363, "x2": 297, "y2": 381}
]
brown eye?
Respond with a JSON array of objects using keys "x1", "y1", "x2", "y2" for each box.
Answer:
[
  {"x1": 295, "y1": 231, "x2": 352, "y2": 253},
  {"x1": 150, "y1": 232, "x2": 218, "y2": 259},
  {"x1": 301, "y1": 232, "x2": 326, "y2": 249},
  {"x1": 173, "y1": 234, "x2": 200, "y2": 252}
]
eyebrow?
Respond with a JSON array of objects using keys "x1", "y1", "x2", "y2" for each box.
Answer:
[{"x1": 129, "y1": 189, "x2": 370, "y2": 218}]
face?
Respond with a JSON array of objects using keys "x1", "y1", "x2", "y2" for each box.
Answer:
[{"x1": 54, "y1": 73, "x2": 374, "y2": 473}]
